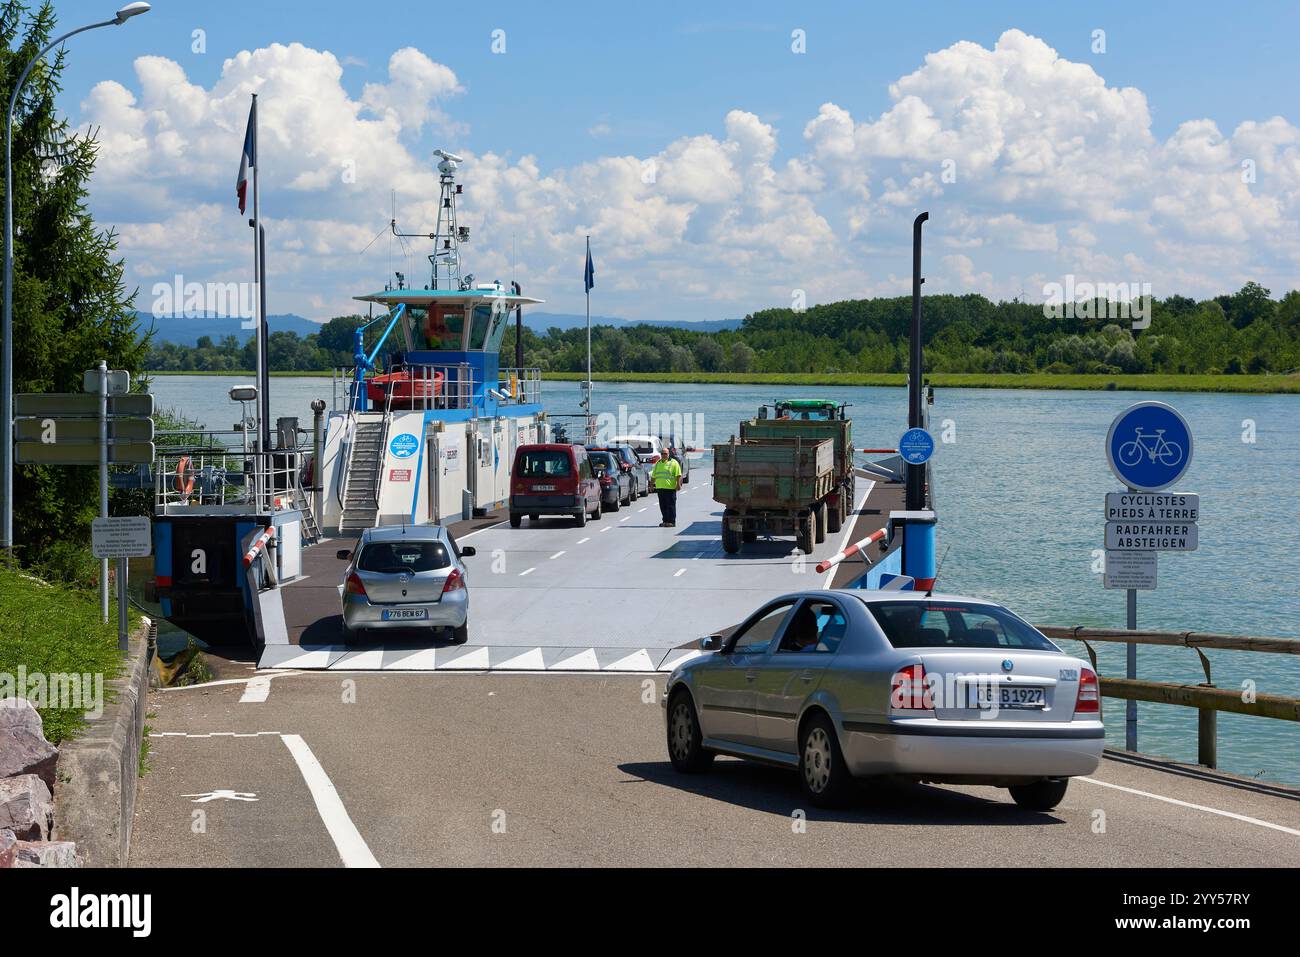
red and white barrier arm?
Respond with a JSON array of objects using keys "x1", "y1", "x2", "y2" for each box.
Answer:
[
  {"x1": 816, "y1": 527, "x2": 888, "y2": 574},
  {"x1": 242, "y1": 526, "x2": 276, "y2": 567},
  {"x1": 859, "y1": 448, "x2": 898, "y2": 454}
]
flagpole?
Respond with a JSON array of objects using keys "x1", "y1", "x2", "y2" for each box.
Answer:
[{"x1": 585, "y1": 235, "x2": 592, "y2": 443}]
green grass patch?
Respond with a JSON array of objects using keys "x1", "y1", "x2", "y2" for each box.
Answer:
[
  {"x1": 0, "y1": 564, "x2": 133, "y2": 744},
  {"x1": 541, "y1": 371, "x2": 1300, "y2": 394}
]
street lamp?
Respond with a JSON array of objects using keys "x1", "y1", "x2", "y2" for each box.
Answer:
[{"x1": 1, "y1": 3, "x2": 150, "y2": 552}]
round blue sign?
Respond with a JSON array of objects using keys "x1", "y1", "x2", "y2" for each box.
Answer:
[
  {"x1": 1106, "y1": 401, "x2": 1193, "y2": 491},
  {"x1": 389, "y1": 433, "x2": 419, "y2": 458},
  {"x1": 898, "y1": 428, "x2": 935, "y2": 465}
]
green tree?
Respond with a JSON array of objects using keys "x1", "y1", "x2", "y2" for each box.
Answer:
[{"x1": 6, "y1": 1, "x2": 146, "y2": 559}]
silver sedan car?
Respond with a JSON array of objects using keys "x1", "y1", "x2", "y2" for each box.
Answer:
[
  {"x1": 663, "y1": 590, "x2": 1103, "y2": 810},
  {"x1": 337, "y1": 525, "x2": 476, "y2": 644}
]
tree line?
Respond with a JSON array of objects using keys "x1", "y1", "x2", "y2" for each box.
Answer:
[{"x1": 147, "y1": 283, "x2": 1300, "y2": 378}]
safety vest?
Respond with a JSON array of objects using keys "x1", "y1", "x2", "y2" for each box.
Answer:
[{"x1": 652, "y1": 456, "x2": 681, "y2": 490}]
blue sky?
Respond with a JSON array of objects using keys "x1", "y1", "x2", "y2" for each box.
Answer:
[{"x1": 44, "y1": 0, "x2": 1300, "y2": 321}]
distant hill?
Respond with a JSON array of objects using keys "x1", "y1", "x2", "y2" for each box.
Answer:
[
  {"x1": 523, "y1": 312, "x2": 742, "y2": 333},
  {"x1": 136, "y1": 312, "x2": 321, "y2": 346}
]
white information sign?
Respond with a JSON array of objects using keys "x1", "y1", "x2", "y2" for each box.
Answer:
[
  {"x1": 1104, "y1": 550, "x2": 1157, "y2": 590},
  {"x1": 91, "y1": 516, "x2": 152, "y2": 559}
]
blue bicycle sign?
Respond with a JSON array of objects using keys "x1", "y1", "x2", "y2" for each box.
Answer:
[{"x1": 1106, "y1": 402, "x2": 1193, "y2": 491}]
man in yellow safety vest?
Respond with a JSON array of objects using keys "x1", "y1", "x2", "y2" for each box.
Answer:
[{"x1": 651, "y1": 450, "x2": 682, "y2": 527}]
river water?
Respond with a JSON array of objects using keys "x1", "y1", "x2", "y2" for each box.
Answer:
[{"x1": 149, "y1": 374, "x2": 1300, "y2": 784}]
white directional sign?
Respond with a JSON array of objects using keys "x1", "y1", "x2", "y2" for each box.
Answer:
[
  {"x1": 1104, "y1": 550, "x2": 1157, "y2": 590},
  {"x1": 91, "y1": 516, "x2": 152, "y2": 559},
  {"x1": 1105, "y1": 521, "x2": 1198, "y2": 551},
  {"x1": 1105, "y1": 491, "x2": 1199, "y2": 522}
]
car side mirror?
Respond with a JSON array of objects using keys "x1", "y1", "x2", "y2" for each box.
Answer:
[
  {"x1": 700, "y1": 634, "x2": 723, "y2": 652},
  {"x1": 336, "y1": 549, "x2": 351, "y2": 560},
  {"x1": 461, "y1": 546, "x2": 476, "y2": 557}
]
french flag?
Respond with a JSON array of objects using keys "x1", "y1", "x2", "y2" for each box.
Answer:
[{"x1": 236, "y1": 100, "x2": 256, "y2": 214}]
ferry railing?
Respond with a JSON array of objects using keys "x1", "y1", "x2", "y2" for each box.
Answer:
[
  {"x1": 498, "y1": 367, "x2": 542, "y2": 406},
  {"x1": 154, "y1": 450, "x2": 306, "y2": 515},
  {"x1": 1036, "y1": 625, "x2": 1300, "y2": 769}
]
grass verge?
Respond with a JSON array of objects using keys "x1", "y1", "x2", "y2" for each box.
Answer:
[{"x1": 0, "y1": 564, "x2": 134, "y2": 744}]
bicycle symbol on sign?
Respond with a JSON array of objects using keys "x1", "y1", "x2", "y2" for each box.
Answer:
[{"x1": 1118, "y1": 428, "x2": 1184, "y2": 468}]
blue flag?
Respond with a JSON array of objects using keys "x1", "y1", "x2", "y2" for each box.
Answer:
[{"x1": 584, "y1": 244, "x2": 595, "y2": 293}]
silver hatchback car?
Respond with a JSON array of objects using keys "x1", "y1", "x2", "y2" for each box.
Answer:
[
  {"x1": 663, "y1": 590, "x2": 1103, "y2": 810},
  {"x1": 337, "y1": 525, "x2": 476, "y2": 644}
]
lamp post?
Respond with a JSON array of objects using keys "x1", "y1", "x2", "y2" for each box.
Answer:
[{"x1": 1, "y1": 2, "x2": 151, "y2": 553}]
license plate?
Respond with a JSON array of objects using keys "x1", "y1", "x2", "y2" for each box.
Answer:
[
  {"x1": 532, "y1": 484, "x2": 555, "y2": 491},
  {"x1": 381, "y1": 608, "x2": 428, "y2": 621},
  {"x1": 974, "y1": 685, "x2": 1046, "y2": 709}
]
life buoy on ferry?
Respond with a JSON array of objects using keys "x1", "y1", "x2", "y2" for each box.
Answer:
[{"x1": 174, "y1": 455, "x2": 195, "y2": 496}]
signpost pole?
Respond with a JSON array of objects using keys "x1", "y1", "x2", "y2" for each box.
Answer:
[
  {"x1": 1126, "y1": 580, "x2": 1137, "y2": 752},
  {"x1": 97, "y1": 360, "x2": 109, "y2": 624},
  {"x1": 117, "y1": 556, "x2": 128, "y2": 652}
]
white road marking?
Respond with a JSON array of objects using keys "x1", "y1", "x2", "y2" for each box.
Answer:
[
  {"x1": 620, "y1": 515, "x2": 631, "y2": 522},
  {"x1": 456, "y1": 519, "x2": 510, "y2": 542},
  {"x1": 519, "y1": 567, "x2": 536, "y2": 576},
  {"x1": 161, "y1": 672, "x2": 303, "y2": 692},
  {"x1": 240, "y1": 675, "x2": 272, "y2": 703},
  {"x1": 637, "y1": 507, "x2": 648, "y2": 513},
  {"x1": 149, "y1": 731, "x2": 284, "y2": 738},
  {"x1": 576, "y1": 537, "x2": 590, "y2": 545},
  {"x1": 281, "y1": 733, "x2": 380, "y2": 868},
  {"x1": 600, "y1": 526, "x2": 611, "y2": 533},
  {"x1": 549, "y1": 551, "x2": 565, "y2": 560},
  {"x1": 1079, "y1": 776, "x2": 1300, "y2": 838},
  {"x1": 674, "y1": 568, "x2": 686, "y2": 577},
  {"x1": 822, "y1": 480, "x2": 876, "y2": 589}
]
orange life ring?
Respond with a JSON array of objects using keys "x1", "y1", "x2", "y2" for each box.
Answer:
[{"x1": 175, "y1": 455, "x2": 195, "y2": 496}]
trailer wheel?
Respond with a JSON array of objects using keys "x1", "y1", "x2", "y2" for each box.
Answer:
[
  {"x1": 797, "y1": 513, "x2": 815, "y2": 554},
  {"x1": 721, "y1": 523, "x2": 741, "y2": 554},
  {"x1": 813, "y1": 501, "x2": 828, "y2": 545},
  {"x1": 826, "y1": 494, "x2": 843, "y2": 534}
]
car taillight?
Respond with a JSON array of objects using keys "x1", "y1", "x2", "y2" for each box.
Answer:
[
  {"x1": 442, "y1": 568, "x2": 465, "y2": 594},
  {"x1": 1076, "y1": 667, "x2": 1100, "y2": 714},
  {"x1": 346, "y1": 572, "x2": 367, "y2": 597},
  {"x1": 891, "y1": 663, "x2": 933, "y2": 710}
]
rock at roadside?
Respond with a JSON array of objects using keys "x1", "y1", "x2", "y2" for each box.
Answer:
[
  {"x1": 0, "y1": 774, "x2": 54, "y2": 841},
  {"x1": 0, "y1": 828, "x2": 14, "y2": 866},
  {"x1": 10, "y1": 840, "x2": 80, "y2": 868},
  {"x1": 0, "y1": 698, "x2": 58, "y2": 788}
]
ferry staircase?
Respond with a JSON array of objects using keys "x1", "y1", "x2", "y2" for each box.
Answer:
[
  {"x1": 289, "y1": 485, "x2": 321, "y2": 543},
  {"x1": 339, "y1": 413, "x2": 388, "y2": 532}
]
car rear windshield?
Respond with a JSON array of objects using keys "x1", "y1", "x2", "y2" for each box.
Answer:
[
  {"x1": 518, "y1": 449, "x2": 573, "y2": 477},
  {"x1": 588, "y1": 451, "x2": 617, "y2": 470},
  {"x1": 358, "y1": 541, "x2": 451, "y2": 573},
  {"x1": 863, "y1": 600, "x2": 1058, "y2": 651}
]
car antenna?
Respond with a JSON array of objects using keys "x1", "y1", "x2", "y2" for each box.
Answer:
[{"x1": 927, "y1": 543, "x2": 952, "y2": 596}]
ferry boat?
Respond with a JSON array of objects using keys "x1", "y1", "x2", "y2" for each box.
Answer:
[{"x1": 150, "y1": 149, "x2": 547, "y2": 644}]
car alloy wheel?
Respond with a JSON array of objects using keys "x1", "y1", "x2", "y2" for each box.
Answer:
[
  {"x1": 803, "y1": 727, "x2": 833, "y2": 794},
  {"x1": 669, "y1": 700, "x2": 694, "y2": 762}
]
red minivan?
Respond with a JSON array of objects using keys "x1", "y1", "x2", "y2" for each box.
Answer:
[{"x1": 509, "y1": 443, "x2": 603, "y2": 527}]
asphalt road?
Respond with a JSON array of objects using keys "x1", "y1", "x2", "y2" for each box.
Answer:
[{"x1": 130, "y1": 670, "x2": 1300, "y2": 868}]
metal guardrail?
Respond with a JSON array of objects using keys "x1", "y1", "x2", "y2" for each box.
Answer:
[{"x1": 1037, "y1": 625, "x2": 1300, "y2": 768}]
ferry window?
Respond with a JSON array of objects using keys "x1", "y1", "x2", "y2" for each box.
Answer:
[
  {"x1": 865, "y1": 601, "x2": 1057, "y2": 651},
  {"x1": 358, "y1": 541, "x2": 450, "y2": 573},
  {"x1": 468, "y1": 304, "x2": 493, "y2": 350},
  {"x1": 420, "y1": 305, "x2": 464, "y2": 351},
  {"x1": 518, "y1": 450, "x2": 573, "y2": 477}
]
